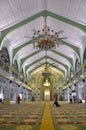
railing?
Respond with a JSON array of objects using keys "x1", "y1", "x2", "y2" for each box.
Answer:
[
  {"x1": 65, "y1": 68, "x2": 86, "y2": 86},
  {"x1": 0, "y1": 60, "x2": 18, "y2": 79}
]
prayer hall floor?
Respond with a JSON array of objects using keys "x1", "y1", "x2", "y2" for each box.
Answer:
[{"x1": 0, "y1": 101, "x2": 86, "y2": 130}]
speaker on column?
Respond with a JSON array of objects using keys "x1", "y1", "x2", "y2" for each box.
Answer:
[
  {"x1": 18, "y1": 85, "x2": 20, "y2": 87},
  {"x1": 9, "y1": 80, "x2": 12, "y2": 83},
  {"x1": 82, "y1": 79, "x2": 85, "y2": 82}
]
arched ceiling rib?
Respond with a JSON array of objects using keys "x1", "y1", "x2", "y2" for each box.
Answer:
[
  {"x1": 1, "y1": 12, "x2": 84, "y2": 57},
  {"x1": 27, "y1": 64, "x2": 66, "y2": 78},
  {"x1": 12, "y1": 39, "x2": 79, "y2": 66},
  {"x1": 24, "y1": 56, "x2": 68, "y2": 73},
  {"x1": 27, "y1": 64, "x2": 66, "y2": 79},
  {"x1": 13, "y1": 44, "x2": 75, "y2": 68},
  {"x1": 0, "y1": 0, "x2": 86, "y2": 80},
  {"x1": 1, "y1": 12, "x2": 84, "y2": 52},
  {"x1": 21, "y1": 52, "x2": 70, "y2": 77},
  {"x1": 1, "y1": 11, "x2": 85, "y2": 51}
]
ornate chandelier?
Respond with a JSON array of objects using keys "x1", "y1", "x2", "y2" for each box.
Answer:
[
  {"x1": 32, "y1": 17, "x2": 67, "y2": 51},
  {"x1": 32, "y1": 11, "x2": 67, "y2": 51},
  {"x1": 25, "y1": 0, "x2": 67, "y2": 51}
]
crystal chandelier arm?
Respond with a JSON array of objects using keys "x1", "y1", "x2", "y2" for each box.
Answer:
[
  {"x1": 56, "y1": 30, "x2": 64, "y2": 34},
  {"x1": 45, "y1": 50, "x2": 48, "y2": 70},
  {"x1": 58, "y1": 37, "x2": 67, "y2": 40},
  {"x1": 58, "y1": 37, "x2": 67, "y2": 39}
]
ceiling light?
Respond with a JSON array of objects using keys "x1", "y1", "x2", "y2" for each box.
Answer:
[
  {"x1": 44, "y1": 79, "x2": 50, "y2": 86},
  {"x1": 32, "y1": 19, "x2": 66, "y2": 51},
  {"x1": 25, "y1": 0, "x2": 67, "y2": 50},
  {"x1": 32, "y1": 0, "x2": 67, "y2": 51}
]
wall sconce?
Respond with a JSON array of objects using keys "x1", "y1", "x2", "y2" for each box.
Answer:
[
  {"x1": 9, "y1": 80, "x2": 12, "y2": 83},
  {"x1": 72, "y1": 90, "x2": 75, "y2": 92},
  {"x1": 25, "y1": 81, "x2": 27, "y2": 84},
  {"x1": 82, "y1": 79, "x2": 85, "y2": 82},
  {"x1": 74, "y1": 84, "x2": 76, "y2": 86},
  {"x1": 4, "y1": 59, "x2": 9, "y2": 63}
]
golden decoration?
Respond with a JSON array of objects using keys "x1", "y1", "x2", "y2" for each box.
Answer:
[
  {"x1": 57, "y1": 118, "x2": 69, "y2": 122},
  {"x1": 9, "y1": 65, "x2": 14, "y2": 70},
  {"x1": 80, "y1": 64, "x2": 86, "y2": 69},
  {"x1": 60, "y1": 125, "x2": 77, "y2": 130},
  {"x1": 18, "y1": 73, "x2": 21, "y2": 77},
  {"x1": 73, "y1": 71, "x2": 76, "y2": 75},
  {"x1": 0, "y1": 118, "x2": 4, "y2": 121},
  {"x1": 24, "y1": 119, "x2": 36, "y2": 122},
  {"x1": 16, "y1": 125, "x2": 32, "y2": 130}
]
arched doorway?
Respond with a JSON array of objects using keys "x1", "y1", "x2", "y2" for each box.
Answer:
[{"x1": 44, "y1": 89, "x2": 50, "y2": 101}]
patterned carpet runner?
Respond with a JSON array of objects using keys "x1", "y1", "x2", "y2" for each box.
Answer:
[{"x1": 40, "y1": 102, "x2": 54, "y2": 130}]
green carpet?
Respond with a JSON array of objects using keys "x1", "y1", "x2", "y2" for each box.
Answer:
[
  {"x1": 0, "y1": 102, "x2": 86, "y2": 130},
  {"x1": 50, "y1": 102, "x2": 86, "y2": 130},
  {"x1": 0, "y1": 102, "x2": 45, "y2": 130}
]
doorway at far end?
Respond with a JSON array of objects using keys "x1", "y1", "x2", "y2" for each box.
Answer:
[{"x1": 44, "y1": 89, "x2": 50, "y2": 101}]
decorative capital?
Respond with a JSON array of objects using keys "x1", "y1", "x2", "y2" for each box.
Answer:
[
  {"x1": 18, "y1": 73, "x2": 21, "y2": 77},
  {"x1": 73, "y1": 71, "x2": 76, "y2": 75},
  {"x1": 80, "y1": 64, "x2": 86, "y2": 69},
  {"x1": 9, "y1": 66, "x2": 14, "y2": 70},
  {"x1": 68, "y1": 76, "x2": 70, "y2": 80},
  {"x1": 23, "y1": 78, "x2": 26, "y2": 81}
]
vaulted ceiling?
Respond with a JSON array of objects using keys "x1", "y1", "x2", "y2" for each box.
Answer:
[{"x1": 0, "y1": 0, "x2": 86, "y2": 80}]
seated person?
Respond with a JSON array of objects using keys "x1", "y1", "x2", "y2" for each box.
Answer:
[
  {"x1": 53, "y1": 101, "x2": 60, "y2": 107},
  {"x1": 78, "y1": 99, "x2": 82, "y2": 103},
  {"x1": 53, "y1": 93, "x2": 60, "y2": 107}
]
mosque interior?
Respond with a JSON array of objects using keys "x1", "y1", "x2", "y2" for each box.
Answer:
[{"x1": 0, "y1": 0, "x2": 86, "y2": 129}]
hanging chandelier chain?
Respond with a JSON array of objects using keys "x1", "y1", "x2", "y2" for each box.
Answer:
[{"x1": 45, "y1": 50, "x2": 47, "y2": 70}]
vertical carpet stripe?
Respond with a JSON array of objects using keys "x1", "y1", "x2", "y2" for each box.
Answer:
[{"x1": 40, "y1": 102, "x2": 54, "y2": 130}]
